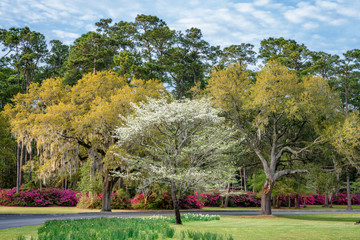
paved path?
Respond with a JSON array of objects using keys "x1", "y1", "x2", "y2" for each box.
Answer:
[{"x1": 1, "y1": 210, "x2": 360, "y2": 230}]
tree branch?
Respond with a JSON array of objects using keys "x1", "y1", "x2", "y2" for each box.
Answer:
[{"x1": 274, "y1": 169, "x2": 308, "y2": 181}]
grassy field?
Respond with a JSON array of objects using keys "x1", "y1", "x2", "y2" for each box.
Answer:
[
  {"x1": 0, "y1": 206, "x2": 145, "y2": 214},
  {"x1": 0, "y1": 225, "x2": 40, "y2": 240},
  {"x1": 202, "y1": 205, "x2": 360, "y2": 211},
  {"x1": 1, "y1": 214, "x2": 360, "y2": 239},
  {"x1": 173, "y1": 214, "x2": 360, "y2": 240},
  {"x1": 1, "y1": 205, "x2": 359, "y2": 214}
]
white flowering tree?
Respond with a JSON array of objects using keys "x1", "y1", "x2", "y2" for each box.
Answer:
[{"x1": 113, "y1": 98, "x2": 235, "y2": 224}]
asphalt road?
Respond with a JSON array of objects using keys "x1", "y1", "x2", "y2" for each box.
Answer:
[{"x1": 1, "y1": 210, "x2": 360, "y2": 230}]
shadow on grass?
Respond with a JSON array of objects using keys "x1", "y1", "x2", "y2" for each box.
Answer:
[{"x1": 276, "y1": 214, "x2": 360, "y2": 223}]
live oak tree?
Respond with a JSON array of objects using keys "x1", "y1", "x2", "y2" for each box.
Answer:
[
  {"x1": 4, "y1": 71, "x2": 164, "y2": 210},
  {"x1": 206, "y1": 61, "x2": 339, "y2": 215},
  {"x1": 113, "y1": 98, "x2": 234, "y2": 224}
]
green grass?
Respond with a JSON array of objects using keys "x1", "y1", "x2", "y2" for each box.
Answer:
[
  {"x1": 0, "y1": 206, "x2": 142, "y2": 214},
  {"x1": 3, "y1": 214, "x2": 360, "y2": 240},
  {"x1": 0, "y1": 225, "x2": 41, "y2": 240},
  {"x1": 202, "y1": 205, "x2": 360, "y2": 211},
  {"x1": 173, "y1": 214, "x2": 360, "y2": 240},
  {"x1": 1, "y1": 205, "x2": 359, "y2": 214}
]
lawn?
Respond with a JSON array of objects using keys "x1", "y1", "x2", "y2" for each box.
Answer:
[
  {"x1": 0, "y1": 206, "x2": 141, "y2": 214},
  {"x1": 1, "y1": 205, "x2": 359, "y2": 214},
  {"x1": 173, "y1": 214, "x2": 360, "y2": 240},
  {"x1": 1, "y1": 214, "x2": 360, "y2": 239},
  {"x1": 0, "y1": 225, "x2": 40, "y2": 240},
  {"x1": 202, "y1": 205, "x2": 360, "y2": 211}
]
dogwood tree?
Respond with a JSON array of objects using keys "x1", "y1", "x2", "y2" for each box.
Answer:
[{"x1": 113, "y1": 98, "x2": 235, "y2": 224}]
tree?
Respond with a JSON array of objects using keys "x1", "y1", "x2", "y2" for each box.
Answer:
[
  {"x1": 64, "y1": 32, "x2": 115, "y2": 85},
  {"x1": 166, "y1": 28, "x2": 217, "y2": 99},
  {"x1": 43, "y1": 40, "x2": 69, "y2": 78},
  {"x1": 113, "y1": 98, "x2": 234, "y2": 224},
  {"x1": 334, "y1": 49, "x2": 360, "y2": 113},
  {"x1": 0, "y1": 113, "x2": 16, "y2": 188},
  {"x1": 259, "y1": 37, "x2": 311, "y2": 75},
  {"x1": 220, "y1": 43, "x2": 256, "y2": 68},
  {"x1": 206, "y1": 62, "x2": 339, "y2": 215},
  {"x1": 4, "y1": 71, "x2": 164, "y2": 210},
  {"x1": 0, "y1": 27, "x2": 48, "y2": 92}
]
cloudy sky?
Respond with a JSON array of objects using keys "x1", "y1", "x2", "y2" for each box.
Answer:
[{"x1": 0, "y1": 0, "x2": 359, "y2": 55}]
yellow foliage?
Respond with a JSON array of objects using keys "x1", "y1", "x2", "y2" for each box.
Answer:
[{"x1": 4, "y1": 70, "x2": 165, "y2": 180}]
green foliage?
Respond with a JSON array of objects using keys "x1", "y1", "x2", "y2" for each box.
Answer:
[
  {"x1": 33, "y1": 214, "x2": 220, "y2": 240},
  {"x1": 111, "y1": 189, "x2": 131, "y2": 209},
  {"x1": 77, "y1": 160, "x2": 103, "y2": 194},
  {"x1": 0, "y1": 113, "x2": 16, "y2": 188}
]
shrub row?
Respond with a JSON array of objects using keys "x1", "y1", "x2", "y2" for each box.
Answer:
[
  {"x1": 0, "y1": 188, "x2": 78, "y2": 207},
  {"x1": 77, "y1": 191, "x2": 204, "y2": 210},
  {"x1": 2, "y1": 187, "x2": 359, "y2": 208},
  {"x1": 199, "y1": 191, "x2": 360, "y2": 207}
]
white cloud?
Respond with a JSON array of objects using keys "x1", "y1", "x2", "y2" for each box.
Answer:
[
  {"x1": 52, "y1": 30, "x2": 80, "y2": 39},
  {"x1": 254, "y1": 0, "x2": 272, "y2": 6},
  {"x1": 303, "y1": 22, "x2": 319, "y2": 30},
  {"x1": 0, "y1": 0, "x2": 358, "y2": 54}
]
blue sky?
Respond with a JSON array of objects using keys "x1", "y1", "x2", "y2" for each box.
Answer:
[{"x1": 0, "y1": 0, "x2": 359, "y2": 55}]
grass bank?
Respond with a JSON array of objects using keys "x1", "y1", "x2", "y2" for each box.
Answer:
[
  {"x1": 202, "y1": 205, "x2": 360, "y2": 211},
  {"x1": 1, "y1": 214, "x2": 360, "y2": 239},
  {"x1": 1, "y1": 205, "x2": 359, "y2": 214}
]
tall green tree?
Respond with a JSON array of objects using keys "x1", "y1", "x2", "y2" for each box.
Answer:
[
  {"x1": 64, "y1": 32, "x2": 115, "y2": 85},
  {"x1": 0, "y1": 27, "x2": 48, "y2": 92},
  {"x1": 43, "y1": 40, "x2": 69, "y2": 78},
  {"x1": 0, "y1": 113, "x2": 16, "y2": 188},
  {"x1": 206, "y1": 62, "x2": 339, "y2": 215},
  {"x1": 259, "y1": 37, "x2": 311, "y2": 75},
  {"x1": 220, "y1": 43, "x2": 256, "y2": 68}
]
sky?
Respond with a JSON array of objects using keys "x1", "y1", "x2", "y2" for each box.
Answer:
[{"x1": 0, "y1": 0, "x2": 359, "y2": 55}]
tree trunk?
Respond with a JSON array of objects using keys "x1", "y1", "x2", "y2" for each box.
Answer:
[
  {"x1": 101, "y1": 170, "x2": 117, "y2": 212},
  {"x1": 170, "y1": 181, "x2": 182, "y2": 224},
  {"x1": 295, "y1": 194, "x2": 300, "y2": 209},
  {"x1": 276, "y1": 196, "x2": 280, "y2": 208},
  {"x1": 260, "y1": 180, "x2": 273, "y2": 215},
  {"x1": 329, "y1": 194, "x2": 333, "y2": 208},
  {"x1": 28, "y1": 146, "x2": 32, "y2": 182},
  {"x1": 118, "y1": 177, "x2": 123, "y2": 189},
  {"x1": 346, "y1": 175, "x2": 352, "y2": 210},
  {"x1": 288, "y1": 196, "x2": 291, "y2": 208},
  {"x1": 16, "y1": 141, "x2": 25, "y2": 193},
  {"x1": 272, "y1": 197, "x2": 276, "y2": 207},
  {"x1": 243, "y1": 168, "x2": 247, "y2": 191},
  {"x1": 303, "y1": 195, "x2": 307, "y2": 208},
  {"x1": 16, "y1": 143, "x2": 21, "y2": 193},
  {"x1": 224, "y1": 182, "x2": 231, "y2": 208},
  {"x1": 324, "y1": 194, "x2": 329, "y2": 207}
]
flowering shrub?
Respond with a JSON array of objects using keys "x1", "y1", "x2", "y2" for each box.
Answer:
[
  {"x1": 77, "y1": 191, "x2": 131, "y2": 209},
  {"x1": 179, "y1": 193, "x2": 204, "y2": 209},
  {"x1": 199, "y1": 191, "x2": 360, "y2": 207},
  {"x1": 0, "y1": 188, "x2": 79, "y2": 207},
  {"x1": 130, "y1": 192, "x2": 204, "y2": 210}
]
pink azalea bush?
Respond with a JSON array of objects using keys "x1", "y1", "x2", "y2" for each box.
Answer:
[
  {"x1": 131, "y1": 192, "x2": 204, "y2": 209},
  {"x1": 199, "y1": 191, "x2": 360, "y2": 207},
  {"x1": 0, "y1": 188, "x2": 79, "y2": 207}
]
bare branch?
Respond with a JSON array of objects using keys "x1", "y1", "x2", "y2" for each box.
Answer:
[
  {"x1": 276, "y1": 136, "x2": 322, "y2": 160},
  {"x1": 274, "y1": 169, "x2": 308, "y2": 181}
]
